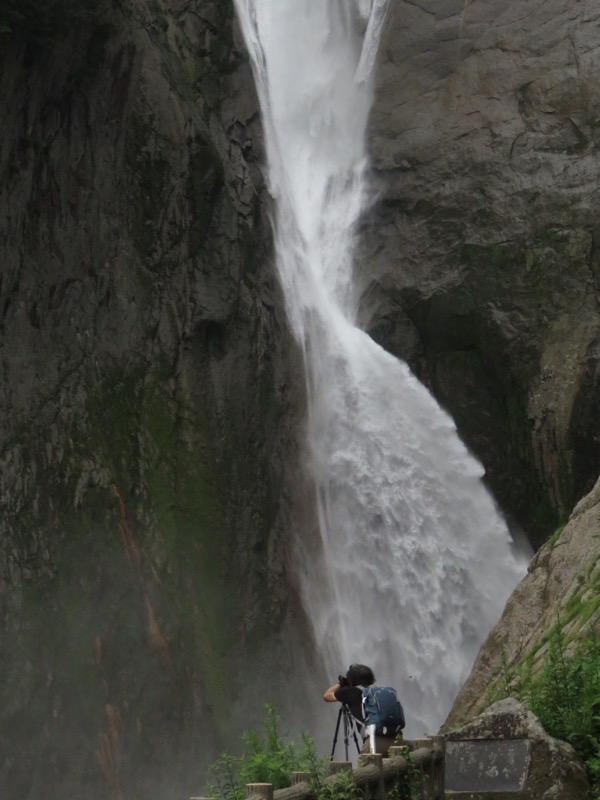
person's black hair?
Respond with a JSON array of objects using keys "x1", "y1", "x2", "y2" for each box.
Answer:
[{"x1": 346, "y1": 663, "x2": 375, "y2": 687}]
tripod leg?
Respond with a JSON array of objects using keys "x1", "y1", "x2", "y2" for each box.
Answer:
[
  {"x1": 344, "y1": 708, "x2": 361, "y2": 757},
  {"x1": 343, "y1": 708, "x2": 350, "y2": 761},
  {"x1": 351, "y1": 724, "x2": 361, "y2": 755},
  {"x1": 330, "y1": 708, "x2": 343, "y2": 760}
]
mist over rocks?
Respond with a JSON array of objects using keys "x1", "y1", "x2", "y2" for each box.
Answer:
[{"x1": 0, "y1": 1, "x2": 316, "y2": 797}]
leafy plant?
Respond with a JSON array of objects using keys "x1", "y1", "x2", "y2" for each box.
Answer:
[
  {"x1": 318, "y1": 770, "x2": 361, "y2": 800},
  {"x1": 298, "y1": 732, "x2": 328, "y2": 795},
  {"x1": 389, "y1": 745, "x2": 424, "y2": 800},
  {"x1": 205, "y1": 705, "x2": 328, "y2": 800},
  {"x1": 524, "y1": 629, "x2": 600, "y2": 797},
  {"x1": 239, "y1": 706, "x2": 301, "y2": 789},
  {"x1": 207, "y1": 752, "x2": 243, "y2": 800}
]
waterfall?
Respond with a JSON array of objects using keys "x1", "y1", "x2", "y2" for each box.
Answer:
[{"x1": 234, "y1": 0, "x2": 528, "y2": 737}]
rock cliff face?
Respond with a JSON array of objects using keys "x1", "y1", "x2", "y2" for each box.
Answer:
[
  {"x1": 364, "y1": 0, "x2": 600, "y2": 546},
  {"x1": 444, "y1": 475, "x2": 600, "y2": 731},
  {"x1": 0, "y1": 2, "x2": 313, "y2": 798},
  {"x1": 2, "y1": 0, "x2": 599, "y2": 795},
  {"x1": 364, "y1": 0, "x2": 600, "y2": 741},
  {"x1": 445, "y1": 698, "x2": 592, "y2": 799}
]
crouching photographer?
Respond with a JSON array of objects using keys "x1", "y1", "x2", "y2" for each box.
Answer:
[{"x1": 323, "y1": 663, "x2": 405, "y2": 757}]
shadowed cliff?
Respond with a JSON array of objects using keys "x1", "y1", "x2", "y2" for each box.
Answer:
[
  {"x1": 363, "y1": 0, "x2": 600, "y2": 548},
  {"x1": 0, "y1": 1, "x2": 316, "y2": 797}
]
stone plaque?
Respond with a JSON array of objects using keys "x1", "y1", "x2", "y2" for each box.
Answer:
[{"x1": 445, "y1": 739, "x2": 531, "y2": 793}]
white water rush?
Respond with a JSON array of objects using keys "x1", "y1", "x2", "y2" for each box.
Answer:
[{"x1": 234, "y1": 0, "x2": 528, "y2": 736}]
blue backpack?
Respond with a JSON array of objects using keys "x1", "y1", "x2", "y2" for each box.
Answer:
[{"x1": 362, "y1": 685, "x2": 405, "y2": 736}]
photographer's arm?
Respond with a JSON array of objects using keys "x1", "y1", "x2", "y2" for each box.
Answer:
[{"x1": 323, "y1": 682, "x2": 341, "y2": 702}]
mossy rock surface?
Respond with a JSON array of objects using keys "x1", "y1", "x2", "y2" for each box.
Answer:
[{"x1": 443, "y1": 476, "x2": 600, "y2": 731}]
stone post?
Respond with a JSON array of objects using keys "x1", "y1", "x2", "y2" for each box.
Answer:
[
  {"x1": 291, "y1": 771, "x2": 312, "y2": 784},
  {"x1": 358, "y1": 753, "x2": 383, "y2": 800},
  {"x1": 411, "y1": 737, "x2": 434, "y2": 799},
  {"x1": 246, "y1": 784, "x2": 274, "y2": 800},
  {"x1": 327, "y1": 761, "x2": 353, "y2": 776},
  {"x1": 430, "y1": 735, "x2": 445, "y2": 799}
]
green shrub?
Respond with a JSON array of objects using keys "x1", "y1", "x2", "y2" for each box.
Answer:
[
  {"x1": 386, "y1": 745, "x2": 423, "y2": 800},
  {"x1": 207, "y1": 752, "x2": 242, "y2": 800},
  {"x1": 318, "y1": 771, "x2": 362, "y2": 800},
  {"x1": 526, "y1": 630, "x2": 600, "y2": 797},
  {"x1": 205, "y1": 705, "x2": 328, "y2": 800},
  {"x1": 238, "y1": 712, "x2": 302, "y2": 790}
]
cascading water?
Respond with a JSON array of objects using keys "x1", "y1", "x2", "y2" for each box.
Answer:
[{"x1": 234, "y1": 0, "x2": 529, "y2": 736}]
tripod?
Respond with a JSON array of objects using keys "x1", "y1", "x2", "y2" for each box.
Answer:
[{"x1": 330, "y1": 704, "x2": 362, "y2": 761}]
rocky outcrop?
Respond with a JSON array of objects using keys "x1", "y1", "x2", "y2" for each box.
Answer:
[
  {"x1": 0, "y1": 2, "x2": 312, "y2": 798},
  {"x1": 364, "y1": 0, "x2": 600, "y2": 546},
  {"x1": 361, "y1": 0, "x2": 600, "y2": 765},
  {"x1": 445, "y1": 698, "x2": 592, "y2": 799},
  {"x1": 443, "y1": 475, "x2": 600, "y2": 730}
]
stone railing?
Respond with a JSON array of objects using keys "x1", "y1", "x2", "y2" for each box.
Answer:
[{"x1": 192, "y1": 736, "x2": 445, "y2": 800}]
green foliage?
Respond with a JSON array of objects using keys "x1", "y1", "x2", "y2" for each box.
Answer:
[
  {"x1": 385, "y1": 745, "x2": 423, "y2": 800},
  {"x1": 239, "y1": 712, "x2": 301, "y2": 790},
  {"x1": 498, "y1": 644, "x2": 523, "y2": 700},
  {"x1": 205, "y1": 705, "x2": 329, "y2": 800},
  {"x1": 589, "y1": 753, "x2": 600, "y2": 797},
  {"x1": 318, "y1": 770, "x2": 361, "y2": 800},
  {"x1": 207, "y1": 753, "x2": 242, "y2": 800},
  {"x1": 525, "y1": 630, "x2": 600, "y2": 797},
  {"x1": 205, "y1": 706, "x2": 428, "y2": 800},
  {"x1": 297, "y1": 732, "x2": 328, "y2": 795}
]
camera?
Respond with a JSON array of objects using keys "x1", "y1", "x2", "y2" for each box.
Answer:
[{"x1": 338, "y1": 674, "x2": 350, "y2": 687}]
